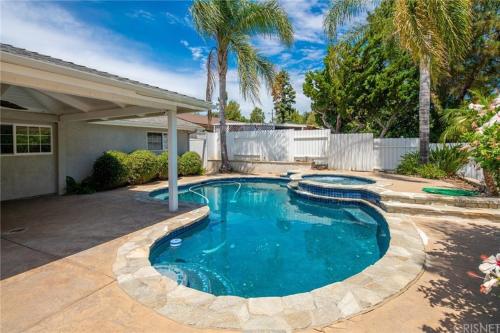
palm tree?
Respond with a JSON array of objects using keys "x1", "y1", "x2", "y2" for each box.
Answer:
[
  {"x1": 191, "y1": 0, "x2": 293, "y2": 172},
  {"x1": 324, "y1": 0, "x2": 471, "y2": 163}
]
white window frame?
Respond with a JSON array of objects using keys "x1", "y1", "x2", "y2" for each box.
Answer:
[
  {"x1": 147, "y1": 132, "x2": 168, "y2": 153},
  {"x1": 0, "y1": 123, "x2": 53, "y2": 156}
]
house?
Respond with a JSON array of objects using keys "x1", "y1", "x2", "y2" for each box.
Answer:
[{"x1": 0, "y1": 44, "x2": 211, "y2": 210}]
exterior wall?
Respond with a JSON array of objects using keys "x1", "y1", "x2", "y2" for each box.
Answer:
[
  {"x1": 65, "y1": 122, "x2": 191, "y2": 182},
  {"x1": 0, "y1": 115, "x2": 57, "y2": 201},
  {"x1": 1, "y1": 114, "x2": 191, "y2": 200}
]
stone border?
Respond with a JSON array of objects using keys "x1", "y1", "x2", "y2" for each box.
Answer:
[
  {"x1": 292, "y1": 171, "x2": 500, "y2": 209},
  {"x1": 115, "y1": 176, "x2": 426, "y2": 331}
]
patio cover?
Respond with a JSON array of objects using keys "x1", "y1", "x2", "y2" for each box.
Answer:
[{"x1": 0, "y1": 43, "x2": 212, "y2": 211}]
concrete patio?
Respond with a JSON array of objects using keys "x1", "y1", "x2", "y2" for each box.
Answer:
[{"x1": 1, "y1": 174, "x2": 499, "y2": 332}]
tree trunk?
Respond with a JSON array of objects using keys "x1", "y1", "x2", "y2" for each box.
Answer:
[
  {"x1": 335, "y1": 114, "x2": 342, "y2": 133},
  {"x1": 320, "y1": 111, "x2": 331, "y2": 129},
  {"x1": 483, "y1": 170, "x2": 499, "y2": 196},
  {"x1": 419, "y1": 56, "x2": 431, "y2": 164},
  {"x1": 217, "y1": 47, "x2": 232, "y2": 173},
  {"x1": 378, "y1": 113, "x2": 397, "y2": 138}
]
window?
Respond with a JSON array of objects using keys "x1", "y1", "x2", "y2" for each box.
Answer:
[
  {"x1": 1, "y1": 124, "x2": 14, "y2": 154},
  {"x1": 147, "y1": 132, "x2": 167, "y2": 152},
  {"x1": 0, "y1": 124, "x2": 52, "y2": 155}
]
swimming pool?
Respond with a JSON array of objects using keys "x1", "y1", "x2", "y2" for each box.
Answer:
[
  {"x1": 302, "y1": 174, "x2": 376, "y2": 185},
  {"x1": 149, "y1": 178, "x2": 389, "y2": 298}
]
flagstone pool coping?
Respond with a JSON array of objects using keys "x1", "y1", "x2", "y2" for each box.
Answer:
[{"x1": 114, "y1": 176, "x2": 426, "y2": 331}]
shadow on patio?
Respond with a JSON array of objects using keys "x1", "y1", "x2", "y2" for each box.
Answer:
[
  {"x1": 419, "y1": 221, "x2": 500, "y2": 333},
  {"x1": 0, "y1": 185, "x2": 202, "y2": 280}
]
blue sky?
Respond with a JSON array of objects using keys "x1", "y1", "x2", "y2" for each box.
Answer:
[{"x1": 0, "y1": 1, "x2": 369, "y2": 119}]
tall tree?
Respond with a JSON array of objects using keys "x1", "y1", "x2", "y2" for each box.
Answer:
[
  {"x1": 325, "y1": 0, "x2": 472, "y2": 163},
  {"x1": 272, "y1": 70, "x2": 297, "y2": 123},
  {"x1": 249, "y1": 107, "x2": 265, "y2": 123},
  {"x1": 437, "y1": 0, "x2": 499, "y2": 108},
  {"x1": 192, "y1": 0, "x2": 293, "y2": 172},
  {"x1": 225, "y1": 100, "x2": 247, "y2": 122}
]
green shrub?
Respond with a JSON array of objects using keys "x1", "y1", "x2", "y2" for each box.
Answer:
[
  {"x1": 396, "y1": 151, "x2": 420, "y2": 175},
  {"x1": 179, "y1": 151, "x2": 202, "y2": 176},
  {"x1": 416, "y1": 163, "x2": 447, "y2": 179},
  {"x1": 92, "y1": 150, "x2": 129, "y2": 190},
  {"x1": 157, "y1": 152, "x2": 169, "y2": 180},
  {"x1": 127, "y1": 150, "x2": 160, "y2": 185},
  {"x1": 66, "y1": 176, "x2": 96, "y2": 194},
  {"x1": 429, "y1": 145, "x2": 468, "y2": 177}
]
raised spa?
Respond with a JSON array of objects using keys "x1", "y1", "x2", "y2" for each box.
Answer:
[
  {"x1": 302, "y1": 174, "x2": 376, "y2": 185},
  {"x1": 149, "y1": 178, "x2": 389, "y2": 298}
]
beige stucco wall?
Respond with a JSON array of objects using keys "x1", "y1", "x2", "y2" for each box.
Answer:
[
  {"x1": 1, "y1": 113, "x2": 191, "y2": 201},
  {"x1": 0, "y1": 116, "x2": 57, "y2": 201},
  {"x1": 64, "y1": 122, "x2": 190, "y2": 182}
]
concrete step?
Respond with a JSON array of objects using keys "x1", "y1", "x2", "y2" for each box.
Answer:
[{"x1": 380, "y1": 201, "x2": 500, "y2": 222}]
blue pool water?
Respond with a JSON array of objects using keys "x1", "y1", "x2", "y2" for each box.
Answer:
[
  {"x1": 302, "y1": 175, "x2": 375, "y2": 185},
  {"x1": 149, "y1": 178, "x2": 389, "y2": 298}
]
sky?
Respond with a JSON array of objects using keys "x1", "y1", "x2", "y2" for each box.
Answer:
[{"x1": 0, "y1": 0, "x2": 370, "y2": 120}]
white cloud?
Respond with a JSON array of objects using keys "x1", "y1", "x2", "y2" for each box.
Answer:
[
  {"x1": 280, "y1": 0, "x2": 328, "y2": 44},
  {"x1": 164, "y1": 11, "x2": 192, "y2": 28},
  {"x1": 300, "y1": 47, "x2": 325, "y2": 61},
  {"x1": 127, "y1": 10, "x2": 155, "y2": 21},
  {"x1": 253, "y1": 36, "x2": 286, "y2": 56},
  {"x1": 0, "y1": 1, "x2": 310, "y2": 118},
  {"x1": 179, "y1": 40, "x2": 205, "y2": 61}
]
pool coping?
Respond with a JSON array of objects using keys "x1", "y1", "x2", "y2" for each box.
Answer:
[
  {"x1": 291, "y1": 172, "x2": 500, "y2": 209},
  {"x1": 114, "y1": 176, "x2": 426, "y2": 331}
]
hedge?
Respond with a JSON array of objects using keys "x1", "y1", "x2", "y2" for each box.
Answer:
[
  {"x1": 92, "y1": 150, "x2": 129, "y2": 190},
  {"x1": 157, "y1": 152, "x2": 169, "y2": 179},
  {"x1": 127, "y1": 150, "x2": 160, "y2": 185},
  {"x1": 179, "y1": 151, "x2": 203, "y2": 176}
]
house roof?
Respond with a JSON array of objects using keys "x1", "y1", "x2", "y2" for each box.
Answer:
[
  {"x1": 92, "y1": 115, "x2": 203, "y2": 131},
  {"x1": 0, "y1": 44, "x2": 209, "y2": 108},
  {"x1": 177, "y1": 113, "x2": 243, "y2": 127},
  {"x1": 1, "y1": 44, "x2": 212, "y2": 121}
]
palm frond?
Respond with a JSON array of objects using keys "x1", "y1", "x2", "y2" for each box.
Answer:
[
  {"x1": 230, "y1": 33, "x2": 275, "y2": 103},
  {"x1": 237, "y1": 0, "x2": 294, "y2": 46},
  {"x1": 190, "y1": 0, "x2": 223, "y2": 38},
  {"x1": 324, "y1": 0, "x2": 372, "y2": 40},
  {"x1": 393, "y1": 0, "x2": 471, "y2": 72}
]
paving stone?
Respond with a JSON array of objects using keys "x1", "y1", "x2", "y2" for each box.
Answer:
[
  {"x1": 282, "y1": 292, "x2": 316, "y2": 312},
  {"x1": 248, "y1": 297, "x2": 284, "y2": 316},
  {"x1": 338, "y1": 291, "x2": 362, "y2": 317},
  {"x1": 242, "y1": 315, "x2": 292, "y2": 332},
  {"x1": 310, "y1": 303, "x2": 341, "y2": 326},
  {"x1": 282, "y1": 310, "x2": 312, "y2": 329}
]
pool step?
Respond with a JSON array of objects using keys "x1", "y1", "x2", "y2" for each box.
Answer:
[
  {"x1": 379, "y1": 192, "x2": 500, "y2": 209},
  {"x1": 380, "y1": 201, "x2": 500, "y2": 222},
  {"x1": 157, "y1": 263, "x2": 235, "y2": 295}
]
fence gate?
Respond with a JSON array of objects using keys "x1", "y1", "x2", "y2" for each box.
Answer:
[{"x1": 329, "y1": 133, "x2": 374, "y2": 171}]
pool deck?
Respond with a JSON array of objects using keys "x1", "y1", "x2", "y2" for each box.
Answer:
[{"x1": 1, "y1": 172, "x2": 499, "y2": 332}]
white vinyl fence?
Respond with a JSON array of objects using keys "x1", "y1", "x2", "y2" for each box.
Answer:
[
  {"x1": 191, "y1": 129, "x2": 483, "y2": 181},
  {"x1": 188, "y1": 137, "x2": 208, "y2": 168},
  {"x1": 329, "y1": 133, "x2": 374, "y2": 171}
]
